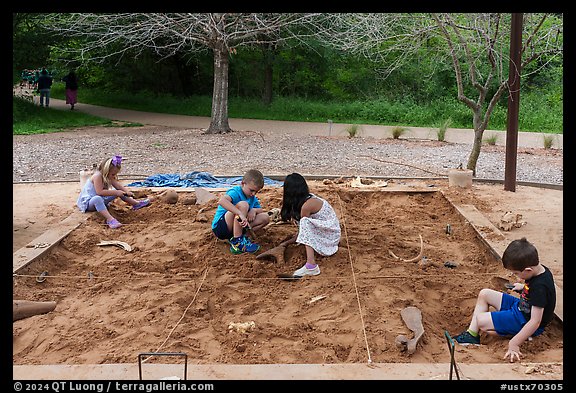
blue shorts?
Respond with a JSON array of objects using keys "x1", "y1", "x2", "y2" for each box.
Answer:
[
  {"x1": 491, "y1": 293, "x2": 544, "y2": 337},
  {"x1": 212, "y1": 215, "x2": 247, "y2": 240},
  {"x1": 212, "y1": 215, "x2": 233, "y2": 240}
]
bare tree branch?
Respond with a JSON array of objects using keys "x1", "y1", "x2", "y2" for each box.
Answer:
[
  {"x1": 45, "y1": 13, "x2": 326, "y2": 133},
  {"x1": 318, "y1": 13, "x2": 562, "y2": 175}
]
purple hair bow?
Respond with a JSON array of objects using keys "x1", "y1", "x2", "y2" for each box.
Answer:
[{"x1": 111, "y1": 155, "x2": 122, "y2": 166}]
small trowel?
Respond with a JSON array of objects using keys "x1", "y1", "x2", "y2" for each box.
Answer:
[{"x1": 236, "y1": 215, "x2": 257, "y2": 239}]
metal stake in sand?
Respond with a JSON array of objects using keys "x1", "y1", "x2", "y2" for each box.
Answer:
[{"x1": 444, "y1": 330, "x2": 461, "y2": 380}]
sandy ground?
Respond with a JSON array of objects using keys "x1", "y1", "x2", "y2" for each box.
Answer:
[
  {"x1": 12, "y1": 178, "x2": 563, "y2": 378},
  {"x1": 12, "y1": 98, "x2": 564, "y2": 379}
]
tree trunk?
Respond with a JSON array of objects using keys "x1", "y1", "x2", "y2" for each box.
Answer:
[
  {"x1": 263, "y1": 61, "x2": 273, "y2": 105},
  {"x1": 466, "y1": 111, "x2": 485, "y2": 177},
  {"x1": 173, "y1": 56, "x2": 192, "y2": 96},
  {"x1": 262, "y1": 46, "x2": 275, "y2": 105},
  {"x1": 205, "y1": 47, "x2": 232, "y2": 134}
]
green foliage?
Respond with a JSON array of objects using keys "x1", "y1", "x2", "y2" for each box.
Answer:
[
  {"x1": 48, "y1": 86, "x2": 562, "y2": 135},
  {"x1": 229, "y1": 49, "x2": 268, "y2": 98},
  {"x1": 320, "y1": 52, "x2": 379, "y2": 101},
  {"x1": 13, "y1": 96, "x2": 112, "y2": 135},
  {"x1": 516, "y1": 84, "x2": 563, "y2": 134},
  {"x1": 52, "y1": 83, "x2": 214, "y2": 117},
  {"x1": 276, "y1": 47, "x2": 328, "y2": 98},
  {"x1": 15, "y1": 12, "x2": 560, "y2": 135},
  {"x1": 12, "y1": 14, "x2": 57, "y2": 80}
]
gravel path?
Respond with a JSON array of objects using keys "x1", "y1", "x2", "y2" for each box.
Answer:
[{"x1": 13, "y1": 124, "x2": 563, "y2": 185}]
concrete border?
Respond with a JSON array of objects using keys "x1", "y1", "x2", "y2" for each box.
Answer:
[
  {"x1": 12, "y1": 361, "x2": 563, "y2": 380},
  {"x1": 13, "y1": 176, "x2": 564, "y2": 191},
  {"x1": 13, "y1": 211, "x2": 87, "y2": 273}
]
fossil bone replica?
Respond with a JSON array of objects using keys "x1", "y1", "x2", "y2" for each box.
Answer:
[
  {"x1": 389, "y1": 234, "x2": 424, "y2": 263},
  {"x1": 498, "y1": 211, "x2": 527, "y2": 231},
  {"x1": 395, "y1": 306, "x2": 425, "y2": 354}
]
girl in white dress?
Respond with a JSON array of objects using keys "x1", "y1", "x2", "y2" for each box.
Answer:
[{"x1": 280, "y1": 173, "x2": 341, "y2": 277}]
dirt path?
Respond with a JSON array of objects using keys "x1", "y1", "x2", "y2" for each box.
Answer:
[{"x1": 41, "y1": 95, "x2": 563, "y2": 149}]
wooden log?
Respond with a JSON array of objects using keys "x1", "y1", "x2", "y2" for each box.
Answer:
[{"x1": 13, "y1": 300, "x2": 57, "y2": 322}]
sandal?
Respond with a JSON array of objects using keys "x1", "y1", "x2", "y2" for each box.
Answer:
[
  {"x1": 106, "y1": 218, "x2": 122, "y2": 229},
  {"x1": 132, "y1": 199, "x2": 150, "y2": 210}
]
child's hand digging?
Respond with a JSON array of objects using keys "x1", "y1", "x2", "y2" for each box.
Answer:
[
  {"x1": 235, "y1": 214, "x2": 249, "y2": 228},
  {"x1": 236, "y1": 215, "x2": 256, "y2": 238},
  {"x1": 504, "y1": 343, "x2": 523, "y2": 363}
]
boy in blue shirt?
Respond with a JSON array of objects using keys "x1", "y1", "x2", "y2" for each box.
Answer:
[{"x1": 211, "y1": 169, "x2": 269, "y2": 254}]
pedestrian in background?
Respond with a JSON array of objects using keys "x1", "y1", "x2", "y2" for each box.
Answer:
[
  {"x1": 62, "y1": 70, "x2": 78, "y2": 110},
  {"x1": 36, "y1": 68, "x2": 53, "y2": 107}
]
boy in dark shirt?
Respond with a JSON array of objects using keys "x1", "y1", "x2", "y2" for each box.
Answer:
[
  {"x1": 36, "y1": 68, "x2": 53, "y2": 107},
  {"x1": 452, "y1": 237, "x2": 556, "y2": 363}
]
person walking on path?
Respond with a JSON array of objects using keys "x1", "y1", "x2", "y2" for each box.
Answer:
[
  {"x1": 62, "y1": 70, "x2": 78, "y2": 110},
  {"x1": 36, "y1": 68, "x2": 53, "y2": 107}
]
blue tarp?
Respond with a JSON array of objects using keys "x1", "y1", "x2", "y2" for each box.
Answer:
[{"x1": 127, "y1": 171, "x2": 283, "y2": 189}]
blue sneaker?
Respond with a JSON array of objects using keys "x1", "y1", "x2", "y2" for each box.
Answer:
[
  {"x1": 453, "y1": 330, "x2": 480, "y2": 346},
  {"x1": 242, "y1": 236, "x2": 261, "y2": 253},
  {"x1": 229, "y1": 236, "x2": 261, "y2": 254}
]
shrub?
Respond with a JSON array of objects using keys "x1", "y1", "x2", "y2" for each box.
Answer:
[
  {"x1": 345, "y1": 124, "x2": 362, "y2": 138},
  {"x1": 391, "y1": 126, "x2": 407, "y2": 139},
  {"x1": 483, "y1": 133, "x2": 498, "y2": 145},
  {"x1": 437, "y1": 117, "x2": 452, "y2": 142},
  {"x1": 543, "y1": 135, "x2": 554, "y2": 149}
]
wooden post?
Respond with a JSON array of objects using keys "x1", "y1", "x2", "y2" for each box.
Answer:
[{"x1": 504, "y1": 13, "x2": 523, "y2": 192}]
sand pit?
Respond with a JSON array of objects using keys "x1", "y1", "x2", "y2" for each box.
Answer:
[{"x1": 12, "y1": 181, "x2": 563, "y2": 369}]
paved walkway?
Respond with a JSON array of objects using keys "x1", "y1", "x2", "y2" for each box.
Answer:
[
  {"x1": 13, "y1": 361, "x2": 563, "y2": 380},
  {"x1": 44, "y1": 96, "x2": 562, "y2": 150}
]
